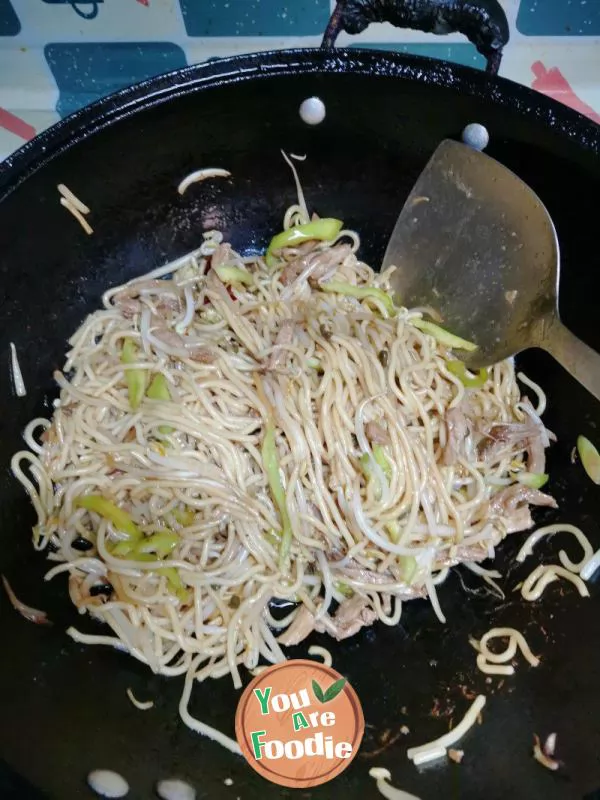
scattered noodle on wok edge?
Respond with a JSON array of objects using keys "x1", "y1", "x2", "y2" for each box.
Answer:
[{"x1": 12, "y1": 192, "x2": 556, "y2": 739}]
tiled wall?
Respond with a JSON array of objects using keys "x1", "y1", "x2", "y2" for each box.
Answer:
[{"x1": 0, "y1": 0, "x2": 598, "y2": 161}]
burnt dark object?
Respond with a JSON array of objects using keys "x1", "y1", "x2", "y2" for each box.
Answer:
[
  {"x1": 89, "y1": 583, "x2": 114, "y2": 598},
  {"x1": 0, "y1": 48, "x2": 599, "y2": 800},
  {"x1": 322, "y1": 0, "x2": 509, "y2": 74},
  {"x1": 71, "y1": 536, "x2": 94, "y2": 552}
]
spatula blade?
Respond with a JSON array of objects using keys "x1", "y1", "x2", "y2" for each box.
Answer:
[{"x1": 383, "y1": 139, "x2": 558, "y2": 367}]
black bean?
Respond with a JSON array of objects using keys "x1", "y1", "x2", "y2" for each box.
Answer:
[
  {"x1": 72, "y1": 536, "x2": 94, "y2": 552},
  {"x1": 89, "y1": 583, "x2": 113, "y2": 597},
  {"x1": 319, "y1": 324, "x2": 332, "y2": 341},
  {"x1": 378, "y1": 349, "x2": 389, "y2": 367},
  {"x1": 229, "y1": 595, "x2": 241, "y2": 609}
]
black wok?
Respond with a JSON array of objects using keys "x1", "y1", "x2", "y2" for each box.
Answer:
[{"x1": 1, "y1": 11, "x2": 600, "y2": 800}]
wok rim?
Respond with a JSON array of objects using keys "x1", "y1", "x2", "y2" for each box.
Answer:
[
  {"x1": 0, "y1": 47, "x2": 598, "y2": 201},
  {"x1": 0, "y1": 45, "x2": 599, "y2": 800}
]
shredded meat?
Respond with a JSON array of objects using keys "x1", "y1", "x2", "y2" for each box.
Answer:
[
  {"x1": 116, "y1": 296, "x2": 179, "y2": 320},
  {"x1": 365, "y1": 421, "x2": 390, "y2": 445},
  {"x1": 335, "y1": 565, "x2": 425, "y2": 600},
  {"x1": 280, "y1": 244, "x2": 352, "y2": 287},
  {"x1": 113, "y1": 279, "x2": 175, "y2": 301},
  {"x1": 188, "y1": 346, "x2": 215, "y2": 364},
  {"x1": 502, "y1": 507, "x2": 535, "y2": 534},
  {"x1": 277, "y1": 605, "x2": 315, "y2": 646},
  {"x1": 286, "y1": 239, "x2": 319, "y2": 258},
  {"x1": 478, "y1": 424, "x2": 523, "y2": 458},
  {"x1": 115, "y1": 297, "x2": 141, "y2": 318},
  {"x1": 113, "y1": 280, "x2": 180, "y2": 318},
  {"x1": 149, "y1": 328, "x2": 214, "y2": 363},
  {"x1": 316, "y1": 595, "x2": 377, "y2": 641},
  {"x1": 443, "y1": 407, "x2": 470, "y2": 466},
  {"x1": 489, "y1": 484, "x2": 557, "y2": 514},
  {"x1": 278, "y1": 593, "x2": 386, "y2": 646},
  {"x1": 265, "y1": 320, "x2": 295, "y2": 371},
  {"x1": 153, "y1": 328, "x2": 186, "y2": 349},
  {"x1": 478, "y1": 420, "x2": 546, "y2": 473},
  {"x1": 488, "y1": 484, "x2": 556, "y2": 533},
  {"x1": 337, "y1": 566, "x2": 391, "y2": 586},
  {"x1": 156, "y1": 297, "x2": 180, "y2": 315},
  {"x1": 279, "y1": 252, "x2": 314, "y2": 287},
  {"x1": 526, "y1": 434, "x2": 546, "y2": 474}
]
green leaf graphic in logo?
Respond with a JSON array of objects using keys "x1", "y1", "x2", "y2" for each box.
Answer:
[
  {"x1": 312, "y1": 679, "x2": 325, "y2": 703},
  {"x1": 323, "y1": 677, "x2": 346, "y2": 702},
  {"x1": 312, "y1": 677, "x2": 346, "y2": 703}
]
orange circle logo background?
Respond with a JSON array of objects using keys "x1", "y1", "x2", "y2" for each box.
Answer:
[{"x1": 235, "y1": 659, "x2": 364, "y2": 788}]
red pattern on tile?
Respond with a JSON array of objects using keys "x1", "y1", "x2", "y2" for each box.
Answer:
[
  {"x1": 0, "y1": 108, "x2": 36, "y2": 141},
  {"x1": 531, "y1": 60, "x2": 600, "y2": 125}
]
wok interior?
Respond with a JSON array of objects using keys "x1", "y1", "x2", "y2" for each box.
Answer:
[{"x1": 0, "y1": 66, "x2": 599, "y2": 799}]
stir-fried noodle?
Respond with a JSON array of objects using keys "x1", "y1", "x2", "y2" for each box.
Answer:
[{"x1": 11, "y1": 165, "x2": 557, "y2": 736}]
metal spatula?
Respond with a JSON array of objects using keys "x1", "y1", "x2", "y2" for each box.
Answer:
[{"x1": 384, "y1": 139, "x2": 600, "y2": 401}]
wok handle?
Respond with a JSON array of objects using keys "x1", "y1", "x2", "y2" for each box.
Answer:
[
  {"x1": 543, "y1": 319, "x2": 600, "y2": 403},
  {"x1": 321, "y1": 0, "x2": 509, "y2": 75}
]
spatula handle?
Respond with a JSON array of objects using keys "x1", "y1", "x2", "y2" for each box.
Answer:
[{"x1": 543, "y1": 320, "x2": 600, "y2": 402}]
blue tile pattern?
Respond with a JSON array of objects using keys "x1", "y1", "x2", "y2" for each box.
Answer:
[
  {"x1": 2, "y1": 0, "x2": 600, "y2": 163},
  {"x1": 516, "y1": 0, "x2": 600, "y2": 36},
  {"x1": 45, "y1": 42, "x2": 187, "y2": 118},
  {"x1": 179, "y1": 0, "x2": 331, "y2": 37},
  {"x1": 0, "y1": 0, "x2": 20, "y2": 36},
  {"x1": 351, "y1": 43, "x2": 486, "y2": 70}
]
